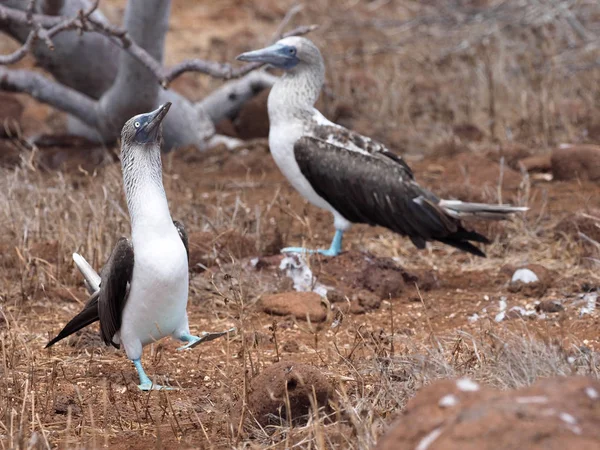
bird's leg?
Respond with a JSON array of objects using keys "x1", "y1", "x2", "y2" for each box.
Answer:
[
  {"x1": 281, "y1": 229, "x2": 344, "y2": 257},
  {"x1": 132, "y1": 358, "x2": 174, "y2": 391},
  {"x1": 176, "y1": 328, "x2": 236, "y2": 351},
  {"x1": 319, "y1": 229, "x2": 344, "y2": 256}
]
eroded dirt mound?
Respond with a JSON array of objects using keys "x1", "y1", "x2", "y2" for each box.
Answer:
[
  {"x1": 375, "y1": 376, "x2": 600, "y2": 450},
  {"x1": 244, "y1": 360, "x2": 333, "y2": 427},
  {"x1": 551, "y1": 145, "x2": 600, "y2": 182},
  {"x1": 316, "y1": 251, "x2": 438, "y2": 300}
]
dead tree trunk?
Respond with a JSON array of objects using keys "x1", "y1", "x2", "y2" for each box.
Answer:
[{"x1": 0, "y1": 0, "x2": 282, "y2": 150}]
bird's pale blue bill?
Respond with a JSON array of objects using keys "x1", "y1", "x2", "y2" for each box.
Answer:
[{"x1": 236, "y1": 44, "x2": 294, "y2": 67}]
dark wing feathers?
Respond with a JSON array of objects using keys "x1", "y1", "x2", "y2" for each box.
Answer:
[
  {"x1": 294, "y1": 136, "x2": 489, "y2": 257},
  {"x1": 98, "y1": 238, "x2": 134, "y2": 347},
  {"x1": 173, "y1": 220, "x2": 189, "y2": 261},
  {"x1": 46, "y1": 238, "x2": 134, "y2": 349},
  {"x1": 45, "y1": 291, "x2": 100, "y2": 348},
  {"x1": 309, "y1": 124, "x2": 415, "y2": 179}
]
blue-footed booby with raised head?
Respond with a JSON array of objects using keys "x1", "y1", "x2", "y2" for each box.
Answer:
[
  {"x1": 46, "y1": 103, "x2": 234, "y2": 390},
  {"x1": 237, "y1": 37, "x2": 527, "y2": 257}
]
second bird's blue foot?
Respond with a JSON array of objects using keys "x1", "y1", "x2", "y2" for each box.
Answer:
[
  {"x1": 281, "y1": 230, "x2": 344, "y2": 257},
  {"x1": 177, "y1": 328, "x2": 236, "y2": 351},
  {"x1": 177, "y1": 334, "x2": 205, "y2": 351},
  {"x1": 281, "y1": 246, "x2": 341, "y2": 257}
]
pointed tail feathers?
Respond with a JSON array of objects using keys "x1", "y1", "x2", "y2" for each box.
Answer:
[
  {"x1": 45, "y1": 291, "x2": 100, "y2": 348},
  {"x1": 439, "y1": 200, "x2": 528, "y2": 221},
  {"x1": 73, "y1": 253, "x2": 101, "y2": 294}
]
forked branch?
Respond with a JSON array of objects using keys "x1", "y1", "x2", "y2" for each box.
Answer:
[{"x1": 0, "y1": 2, "x2": 316, "y2": 86}]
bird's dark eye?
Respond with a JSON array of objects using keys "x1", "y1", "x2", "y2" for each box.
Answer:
[
  {"x1": 134, "y1": 121, "x2": 140, "y2": 128},
  {"x1": 289, "y1": 47, "x2": 296, "y2": 55}
]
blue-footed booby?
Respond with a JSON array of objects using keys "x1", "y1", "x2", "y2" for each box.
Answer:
[
  {"x1": 46, "y1": 103, "x2": 234, "y2": 390},
  {"x1": 237, "y1": 37, "x2": 527, "y2": 257}
]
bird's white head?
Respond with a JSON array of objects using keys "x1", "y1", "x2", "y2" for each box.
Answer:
[{"x1": 236, "y1": 36, "x2": 323, "y2": 72}]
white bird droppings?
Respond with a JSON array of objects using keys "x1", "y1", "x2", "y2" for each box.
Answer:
[
  {"x1": 279, "y1": 255, "x2": 329, "y2": 296},
  {"x1": 415, "y1": 427, "x2": 444, "y2": 450},
  {"x1": 579, "y1": 292, "x2": 597, "y2": 317},
  {"x1": 438, "y1": 394, "x2": 459, "y2": 408},
  {"x1": 467, "y1": 313, "x2": 480, "y2": 323},
  {"x1": 559, "y1": 412, "x2": 577, "y2": 425},
  {"x1": 511, "y1": 268, "x2": 539, "y2": 284},
  {"x1": 495, "y1": 297, "x2": 508, "y2": 322},
  {"x1": 515, "y1": 396, "x2": 548, "y2": 404},
  {"x1": 585, "y1": 387, "x2": 599, "y2": 400},
  {"x1": 456, "y1": 378, "x2": 480, "y2": 392}
]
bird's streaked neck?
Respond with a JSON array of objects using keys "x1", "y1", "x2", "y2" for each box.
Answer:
[
  {"x1": 268, "y1": 62, "x2": 325, "y2": 124},
  {"x1": 121, "y1": 143, "x2": 173, "y2": 235}
]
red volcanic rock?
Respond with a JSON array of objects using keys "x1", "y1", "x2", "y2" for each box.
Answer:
[
  {"x1": 259, "y1": 292, "x2": 328, "y2": 322},
  {"x1": 375, "y1": 376, "x2": 600, "y2": 450},
  {"x1": 551, "y1": 144, "x2": 600, "y2": 182}
]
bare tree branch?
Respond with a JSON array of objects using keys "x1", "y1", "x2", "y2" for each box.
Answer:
[
  {"x1": 0, "y1": 66, "x2": 99, "y2": 128},
  {"x1": 0, "y1": 1, "x2": 99, "y2": 64},
  {"x1": 0, "y1": 1, "x2": 316, "y2": 149},
  {"x1": 0, "y1": 3, "x2": 317, "y2": 87}
]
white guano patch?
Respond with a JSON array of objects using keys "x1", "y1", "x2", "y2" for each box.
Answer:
[
  {"x1": 515, "y1": 396, "x2": 548, "y2": 404},
  {"x1": 585, "y1": 387, "x2": 599, "y2": 400},
  {"x1": 279, "y1": 255, "x2": 329, "y2": 296},
  {"x1": 495, "y1": 297, "x2": 508, "y2": 322},
  {"x1": 467, "y1": 313, "x2": 480, "y2": 323},
  {"x1": 438, "y1": 394, "x2": 459, "y2": 408},
  {"x1": 579, "y1": 292, "x2": 597, "y2": 317},
  {"x1": 456, "y1": 378, "x2": 480, "y2": 392},
  {"x1": 415, "y1": 427, "x2": 444, "y2": 450}
]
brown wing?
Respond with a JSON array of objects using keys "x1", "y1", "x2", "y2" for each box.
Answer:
[
  {"x1": 294, "y1": 137, "x2": 489, "y2": 256},
  {"x1": 309, "y1": 123, "x2": 415, "y2": 179},
  {"x1": 98, "y1": 237, "x2": 134, "y2": 347}
]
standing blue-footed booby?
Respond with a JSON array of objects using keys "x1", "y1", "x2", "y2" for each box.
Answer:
[
  {"x1": 237, "y1": 37, "x2": 527, "y2": 257},
  {"x1": 46, "y1": 103, "x2": 234, "y2": 390}
]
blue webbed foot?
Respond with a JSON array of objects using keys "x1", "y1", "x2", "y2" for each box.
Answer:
[
  {"x1": 316, "y1": 247, "x2": 341, "y2": 257},
  {"x1": 281, "y1": 230, "x2": 344, "y2": 257},
  {"x1": 177, "y1": 328, "x2": 236, "y2": 351},
  {"x1": 132, "y1": 358, "x2": 175, "y2": 391}
]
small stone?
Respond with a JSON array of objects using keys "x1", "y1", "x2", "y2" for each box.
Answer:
[
  {"x1": 511, "y1": 268, "x2": 539, "y2": 284},
  {"x1": 282, "y1": 340, "x2": 300, "y2": 353},
  {"x1": 508, "y1": 264, "x2": 551, "y2": 297},
  {"x1": 536, "y1": 300, "x2": 564, "y2": 313}
]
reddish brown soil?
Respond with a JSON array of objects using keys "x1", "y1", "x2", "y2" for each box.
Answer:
[{"x1": 2, "y1": 1, "x2": 600, "y2": 448}]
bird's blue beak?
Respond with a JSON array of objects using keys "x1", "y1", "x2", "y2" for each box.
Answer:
[
  {"x1": 136, "y1": 102, "x2": 171, "y2": 142},
  {"x1": 236, "y1": 44, "x2": 299, "y2": 69}
]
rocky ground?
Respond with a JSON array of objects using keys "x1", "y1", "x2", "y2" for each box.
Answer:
[{"x1": 1, "y1": 0, "x2": 600, "y2": 449}]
